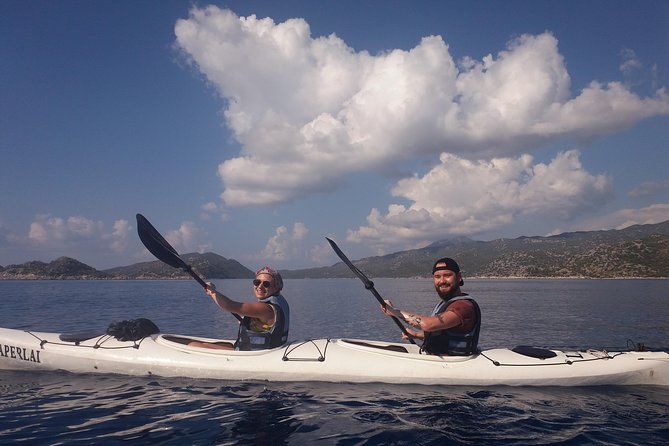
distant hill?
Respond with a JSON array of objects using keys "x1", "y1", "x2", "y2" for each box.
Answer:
[
  {"x1": 0, "y1": 252, "x2": 254, "y2": 280},
  {"x1": 0, "y1": 257, "x2": 112, "y2": 280},
  {"x1": 104, "y1": 252, "x2": 254, "y2": 279},
  {"x1": 1, "y1": 222, "x2": 668, "y2": 280},
  {"x1": 282, "y1": 221, "x2": 669, "y2": 279}
]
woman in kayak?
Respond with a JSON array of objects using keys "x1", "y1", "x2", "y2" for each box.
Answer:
[
  {"x1": 380, "y1": 257, "x2": 481, "y2": 355},
  {"x1": 189, "y1": 266, "x2": 290, "y2": 350}
]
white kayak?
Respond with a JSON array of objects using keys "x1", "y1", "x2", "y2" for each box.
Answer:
[{"x1": 1, "y1": 327, "x2": 668, "y2": 386}]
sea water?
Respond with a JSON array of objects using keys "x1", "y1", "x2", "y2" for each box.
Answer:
[{"x1": 1, "y1": 278, "x2": 668, "y2": 445}]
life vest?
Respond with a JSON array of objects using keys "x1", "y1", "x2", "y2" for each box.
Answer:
[
  {"x1": 421, "y1": 296, "x2": 481, "y2": 356},
  {"x1": 235, "y1": 294, "x2": 290, "y2": 351}
]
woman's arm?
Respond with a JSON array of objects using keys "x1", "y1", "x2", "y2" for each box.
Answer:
[{"x1": 205, "y1": 286, "x2": 276, "y2": 325}]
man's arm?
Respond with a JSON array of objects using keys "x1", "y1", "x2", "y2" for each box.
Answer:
[{"x1": 382, "y1": 299, "x2": 463, "y2": 333}]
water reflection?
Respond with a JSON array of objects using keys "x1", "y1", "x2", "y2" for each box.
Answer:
[
  {"x1": 221, "y1": 387, "x2": 303, "y2": 444},
  {"x1": 1, "y1": 371, "x2": 669, "y2": 445},
  {"x1": 2, "y1": 279, "x2": 668, "y2": 350},
  {"x1": 2, "y1": 279, "x2": 669, "y2": 444}
]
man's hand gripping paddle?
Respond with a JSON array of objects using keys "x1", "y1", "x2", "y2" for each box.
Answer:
[{"x1": 326, "y1": 237, "x2": 416, "y2": 344}]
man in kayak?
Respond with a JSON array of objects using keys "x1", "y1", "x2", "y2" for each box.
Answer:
[
  {"x1": 189, "y1": 266, "x2": 290, "y2": 350},
  {"x1": 381, "y1": 257, "x2": 481, "y2": 355}
]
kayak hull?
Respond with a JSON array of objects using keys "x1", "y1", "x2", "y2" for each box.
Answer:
[{"x1": 1, "y1": 327, "x2": 668, "y2": 386}]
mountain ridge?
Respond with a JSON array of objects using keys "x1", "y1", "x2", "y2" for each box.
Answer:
[
  {"x1": 0, "y1": 252, "x2": 254, "y2": 280},
  {"x1": 283, "y1": 221, "x2": 669, "y2": 279},
  {"x1": 1, "y1": 221, "x2": 668, "y2": 280}
]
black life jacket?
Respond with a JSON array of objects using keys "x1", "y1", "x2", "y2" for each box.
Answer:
[
  {"x1": 421, "y1": 296, "x2": 481, "y2": 356},
  {"x1": 235, "y1": 294, "x2": 290, "y2": 351}
]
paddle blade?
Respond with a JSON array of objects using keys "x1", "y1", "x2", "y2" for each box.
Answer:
[
  {"x1": 326, "y1": 237, "x2": 374, "y2": 288},
  {"x1": 326, "y1": 237, "x2": 416, "y2": 344},
  {"x1": 136, "y1": 214, "x2": 186, "y2": 270},
  {"x1": 135, "y1": 214, "x2": 241, "y2": 321}
]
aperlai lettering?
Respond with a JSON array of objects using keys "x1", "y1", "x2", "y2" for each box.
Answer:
[{"x1": 0, "y1": 343, "x2": 41, "y2": 363}]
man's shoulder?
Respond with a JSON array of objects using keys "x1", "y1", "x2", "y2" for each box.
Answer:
[
  {"x1": 448, "y1": 297, "x2": 477, "y2": 313},
  {"x1": 450, "y1": 293, "x2": 475, "y2": 303}
]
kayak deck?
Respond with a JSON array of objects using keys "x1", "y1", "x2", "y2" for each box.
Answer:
[{"x1": 1, "y1": 327, "x2": 668, "y2": 386}]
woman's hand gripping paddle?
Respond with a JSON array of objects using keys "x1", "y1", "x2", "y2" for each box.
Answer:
[{"x1": 136, "y1": 213, "x2": 241, "y2": 321}]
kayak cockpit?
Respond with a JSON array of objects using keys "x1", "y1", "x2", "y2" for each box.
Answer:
[
  {"x1": 156, "y1": 335, "x2": 331, "y2": 361},
  {"x1": 155, "y1": 335, "x2": 461, "y2": 362},
  {"x1": 335, "y1": 338, "x2": 477, "y2": 362}
]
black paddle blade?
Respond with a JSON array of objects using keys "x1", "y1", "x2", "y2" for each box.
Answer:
[
  {"x1": 326, "y1": 237, "x2": 374, "y2": 288},
  {"x1": 326, "y1": 237, "x2": 416, "y2": 344},
  {"x1": 136, "y1": 213, "x2": 186, "y2": 270},
  {"x1": 135, "y1": 214, "x2": 242, "y2": 322}
]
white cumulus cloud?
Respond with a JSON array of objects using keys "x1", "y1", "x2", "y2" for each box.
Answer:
[
  {"x1": 12, "y1": 215, "x2": 135, "y2": 266},
  {"x1": 174, "y1": 7, "x2": 669, "y2": 207},
  {"x1": 347, "y1": 150, "x2": 613, "y2": 246},
  {"x1": 106, "y1": 219, "x2": 132, "y2": 253},
  {"x1": 28, "y1": 215, "x2": 104, "y2": 244},
  {"x1": 165, "y1": 221, "x2": 211, "y2": 254},
  {"x1": 628, "y1": 179, "x2": 669, "y2": 198},
  {"x1": 260, "y1": 222, "x2": 310, "y2": 262},
  {"x1": 566, "y1": 203, "x2": 669, "y2": 233}
]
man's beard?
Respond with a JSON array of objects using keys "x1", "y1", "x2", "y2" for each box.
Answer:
[{"x1": 436, "y1": 284, "x2": 458, "y2": 300}]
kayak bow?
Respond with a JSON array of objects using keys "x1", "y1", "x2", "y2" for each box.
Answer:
[{"x1": 1, "y1": 327, "x2": 667, "y2": 386}]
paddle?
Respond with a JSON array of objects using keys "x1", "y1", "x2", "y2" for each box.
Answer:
[
  {"x1": 136, "y1": 213, "x2": 242, "y2": 322},
  {"x1": 325, "y1": 237, "x2": 417, "y2": 345}
]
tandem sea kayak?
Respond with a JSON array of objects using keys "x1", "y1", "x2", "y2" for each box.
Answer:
[{"x1": 1, "y1": 327, "x2": 668, "y2": 387}]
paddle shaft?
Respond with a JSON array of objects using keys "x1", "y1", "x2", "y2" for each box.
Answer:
[
  {"x1": 180, "y1": 266, "x2": 244, "y2": 323},
  {"x1": 136, "y1": 214, "x2": 242, "y2": 322},
  {"x1": 326, "y1": 238, "x2": 417, "y2": 345},
  {"x1": 183, "y1": 266, "x2": 208, "y2": 288}
]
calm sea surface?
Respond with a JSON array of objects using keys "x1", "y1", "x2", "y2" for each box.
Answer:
[{"x1": 1, "y1": 278, "x2": 668, "y2": 445}]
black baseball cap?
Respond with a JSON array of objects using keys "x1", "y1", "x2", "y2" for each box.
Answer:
[{"x1": 432, "y1": 257, "x2": 461, "y2": 274}]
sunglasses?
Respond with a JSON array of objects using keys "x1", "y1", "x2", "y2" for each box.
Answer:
[{"x1": 253, "y1": 279, "x2": 272, "y2": 288}]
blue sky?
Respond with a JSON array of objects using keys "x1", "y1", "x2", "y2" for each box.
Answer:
[{"x1": 2, "y1": 0, "x2": 668, "y2": 270}]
